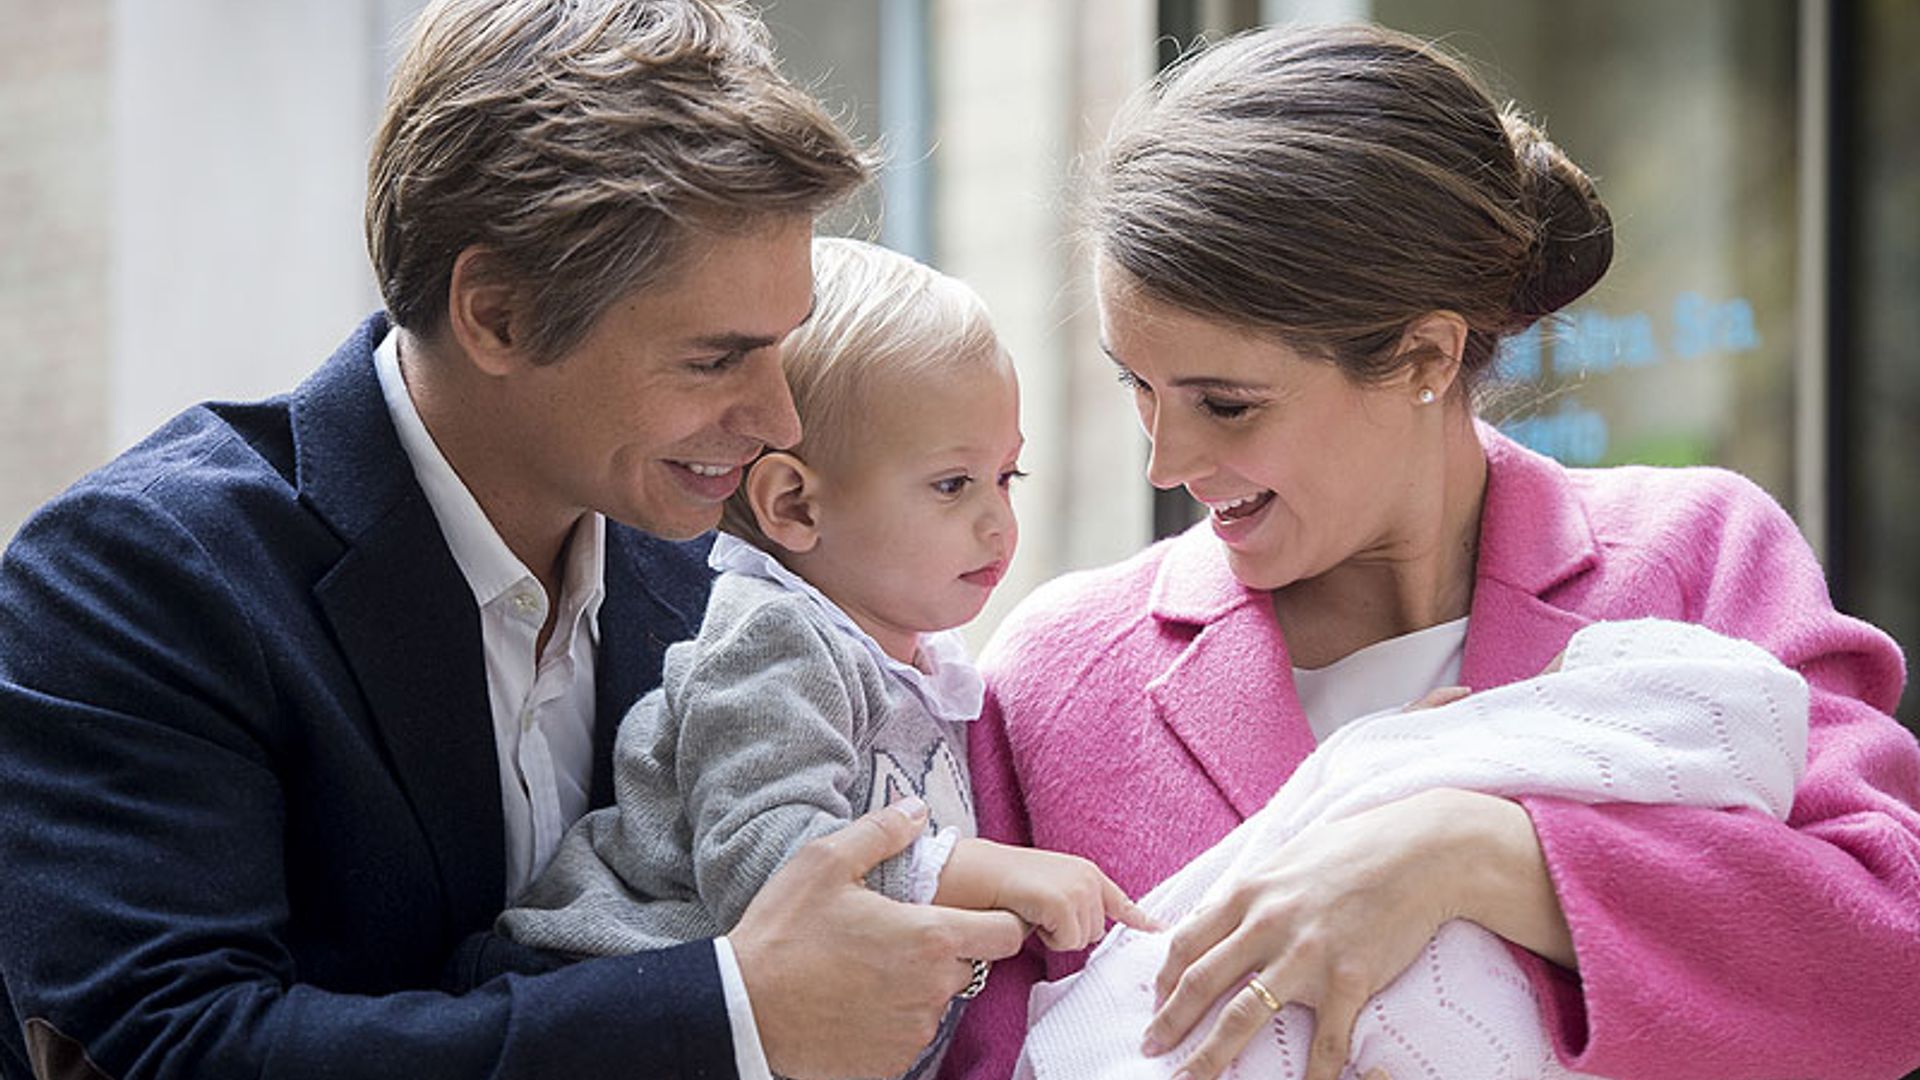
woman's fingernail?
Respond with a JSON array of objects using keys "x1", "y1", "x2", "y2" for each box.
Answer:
[
  {"x1": 1142, "y1": 1037, "x2": 1165, "y2": 1057},
  {"x1": 891, "y1": 796, "x2": 927, "y2": 820}
]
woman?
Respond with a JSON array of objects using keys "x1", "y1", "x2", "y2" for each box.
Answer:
[{"x1": 943, "y1": 23, "x2": 1920, "y2": 1080}]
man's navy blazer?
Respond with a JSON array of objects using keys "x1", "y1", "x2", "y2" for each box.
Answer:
[{"x1": 0, "y1": 315, "x2": 736, "y2": 1079}]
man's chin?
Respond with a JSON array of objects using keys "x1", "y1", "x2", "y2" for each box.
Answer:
[{"x1": 612, "y1": 504, "x2": 723, "y2": 542}]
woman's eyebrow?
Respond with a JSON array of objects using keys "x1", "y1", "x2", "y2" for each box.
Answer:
[{"x1": 1101, "y1": 345, "x2": 1266, "y2": 392}]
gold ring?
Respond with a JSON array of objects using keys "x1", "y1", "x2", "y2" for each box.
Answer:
[{"x1": 1246, "y1": 976, "x2": 1282, "y2": 1013}]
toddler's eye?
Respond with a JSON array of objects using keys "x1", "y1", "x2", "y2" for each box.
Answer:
[
  {"x1": 933, "y1": 476, "x2": 971, "y2": 496},
  {"x1": 998, "y1": 468, "x2": 1029, "y2": 488}
]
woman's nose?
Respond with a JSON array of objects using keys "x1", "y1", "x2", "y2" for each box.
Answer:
[{"x1": 1143, "y1": 409, "x2": 1198, "y2": 491}]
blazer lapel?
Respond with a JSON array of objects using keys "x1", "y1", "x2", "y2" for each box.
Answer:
[
  {"x1": 592, "y1": 527, "x2": 714, "y2": 807},
  {"x1": 296, "y1": 315, "x2": 507, "y2": 932},
  {"x1": 592, "y1": 532, "x2": 653, "y2": 809},
  {"x1": 1145, "y1": 530, "x2": 1318, "y2": 820}
]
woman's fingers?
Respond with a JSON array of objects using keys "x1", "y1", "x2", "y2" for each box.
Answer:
[
  {"x1": 1402, "y1": 684, "x2": 1471, "y2": 711},
  {"x1": 1153, "y1": 900, "x2": 1236, "y2": 1006},
  {"x1": 1144, "y1": 924, "x2": 1257, "y2": 1054},
  {"x1": 1300, "y1": 988, "x2": 1366, "y2": 1080},
  {"x1": 1156, "y1": 976, "x2": 1287, "y2": 1079},
  {"x1": 1153, "y1": 968, "x2": 1368, "y2": 1080}
]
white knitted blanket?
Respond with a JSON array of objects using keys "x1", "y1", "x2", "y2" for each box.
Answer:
[{"x1": 1017, "y1": 619, "x2": 1809, "y2": 1080}]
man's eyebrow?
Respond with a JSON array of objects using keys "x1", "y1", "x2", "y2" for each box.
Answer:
[
  {"x1": 686, "y1": 331, "x2": 780, "y2": 353},
  {"x1": 686, "y1": 296, "x2": 819, "y2": 353}
]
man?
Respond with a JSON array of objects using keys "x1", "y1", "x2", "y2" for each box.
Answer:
[{"x1": 0, "y1": 2, "x2": 1022, "y2": 1077}]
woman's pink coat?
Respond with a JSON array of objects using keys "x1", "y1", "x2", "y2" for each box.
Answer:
[{"x1": 944, "y1": 428, "x2": 1919, "y2": 1080}]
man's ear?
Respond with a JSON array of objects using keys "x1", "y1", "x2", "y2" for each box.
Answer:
[
  {"x1": 445, "y1": 246, "x2": 528, "y2": 377},
  {"x1": 746, "y1": 452, "x2": 821, "y2": 554},
  {"x1": 1396, "y1": 310, "x2": 1470, "y2": 406}
]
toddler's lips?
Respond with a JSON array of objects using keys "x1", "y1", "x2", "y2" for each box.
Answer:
[{"x1": 961, "y1": 561, "x2": 1005, "y2": 588}]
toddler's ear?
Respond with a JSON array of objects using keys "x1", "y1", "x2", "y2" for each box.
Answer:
[{"x1": 746, "y1": 452, "x2": 820, "y2": 553}]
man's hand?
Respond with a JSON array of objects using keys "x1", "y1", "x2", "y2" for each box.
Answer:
[{"x1": 730, "y1": 799, "x2": 1027, "y2": 1079}]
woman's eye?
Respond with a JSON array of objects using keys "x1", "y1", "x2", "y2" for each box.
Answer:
[
  {"x1": 1200, "y1": 398, "x2": 1252, "y2": 420},
  {"x1": 1115, "y1": 369, "x2": 1149, "y2": 394},
  {"x1": 998, "y1": 467, "x2": 1029, "y2": 488},
  {"x1": 933, "y1": 476, "x2": 971, "y2": 496}
]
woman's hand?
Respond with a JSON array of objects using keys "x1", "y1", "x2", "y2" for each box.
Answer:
[{"x1": 1142, "y1": 788, "x2": 1571, "y2": 1080}]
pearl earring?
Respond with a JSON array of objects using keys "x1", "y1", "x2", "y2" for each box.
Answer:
[{"x1": 1417, "y1": 387, "x2": 1436, "y2": 405}]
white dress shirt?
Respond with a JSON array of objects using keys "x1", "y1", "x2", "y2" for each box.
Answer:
[{"x1": 372, "y1": 329, "x2": 772, "y2": 1078}]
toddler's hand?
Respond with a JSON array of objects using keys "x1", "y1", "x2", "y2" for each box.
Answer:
[
  {"x1": 937, "y1": 839, "x2": 1158, "y2": 951},
  {"x1": 992, "y1": 845, "x2": 1158, "y2": 951}
]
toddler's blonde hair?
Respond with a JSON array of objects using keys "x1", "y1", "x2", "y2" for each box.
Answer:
[{"x1": 720, "y1": 236, "x2": 1007, "y2": 549}]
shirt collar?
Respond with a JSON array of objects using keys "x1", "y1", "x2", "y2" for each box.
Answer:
[
  {"x1": 708, "y1": 533, "x2": 984, "y2": 723},
  {"x1": 373, "y1": 327, "x2": 607, "y2": 625}
]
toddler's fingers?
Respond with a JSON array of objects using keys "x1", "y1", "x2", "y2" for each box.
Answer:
[{"x1": 1103, "y1": 878, "x2": 1162, "y2": 932}]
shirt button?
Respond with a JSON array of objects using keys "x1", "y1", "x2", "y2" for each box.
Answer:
[
  {"x1": 512, "y1": 591, "x2": 540, "y2": 615},
  {"x1": 520, "y1": 709, "x2": 535, "y2": 732}
]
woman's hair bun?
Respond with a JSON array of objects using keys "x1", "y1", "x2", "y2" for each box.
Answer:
[{"x1": 1503, "y1": 108, "x2": 1614, "y2": 320}]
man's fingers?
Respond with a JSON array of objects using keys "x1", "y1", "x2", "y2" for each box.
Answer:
[
  {"x1": 930, "y1": 905, "x2": 1027, "y2": 961},
  {"x1": 808, "y1": 798, "x2": 928, "y2": 880}
]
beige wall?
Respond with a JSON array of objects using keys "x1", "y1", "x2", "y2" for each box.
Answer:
[
  {"x1": 0, "y1": 0, "x2": 111, "y2": 544},
  {"x1": 0, "y1": 0, "x2": 422, "y2": 547},
  {"x1": 935, "y1": 0, "x2": 1156, "y2": 649},
  {"x1": 0, "y1": 0, "x2": 1161, "y2": 619}
]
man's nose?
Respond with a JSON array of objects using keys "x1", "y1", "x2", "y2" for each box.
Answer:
[{"x1": 733, "y1": 352, "x2": 802, "y2": 450}]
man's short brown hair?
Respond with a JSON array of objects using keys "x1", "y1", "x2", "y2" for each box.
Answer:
[{"x1": 366, "y1": 0, "x2": 872, "y2": 361}]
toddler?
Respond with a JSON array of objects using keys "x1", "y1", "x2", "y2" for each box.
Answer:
[{"x1": 499, "y1": 237, "x2": 1147, "y2": 1077}]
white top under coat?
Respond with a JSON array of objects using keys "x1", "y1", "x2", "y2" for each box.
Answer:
[{"x1": 1291, "y1": 617, "x2": 1469, "y2": 742}]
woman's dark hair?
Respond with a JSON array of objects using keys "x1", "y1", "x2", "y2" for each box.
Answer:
[{"x1": 1092, "y1": 23, "x2": 1613, "y2": 386}]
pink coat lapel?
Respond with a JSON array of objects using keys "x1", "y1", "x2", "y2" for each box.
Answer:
[
  {"x1": 1144, "y1": 529, "x2": 1318, "y2": 819},
  {"x1": 1461, "y1": 425, "x2": 1602, "y2": 687}
]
